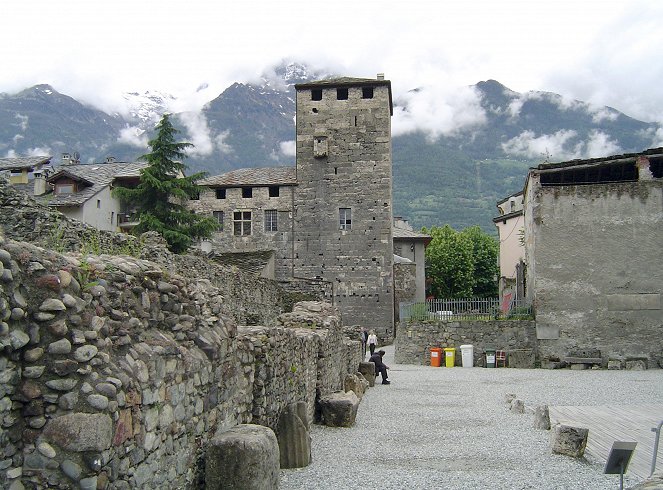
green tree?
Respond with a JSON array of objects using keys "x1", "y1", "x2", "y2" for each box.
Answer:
[
  {"x1": 423, "y1": 224, "x2": 499, "y2": 298},
  {"x1": 113, "y1": 114, "x2": 218, "y2": 253},
  {"x1": 460, "y1": 226, "x2": 499, "y2": 297}
]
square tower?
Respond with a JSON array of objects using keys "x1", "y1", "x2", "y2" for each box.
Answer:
[{"x1": 293, "y1": 76, "x2": 394, "y2": 338}]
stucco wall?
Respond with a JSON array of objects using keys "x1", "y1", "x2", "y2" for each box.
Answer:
[{"x1": 526, "y1": 175, "x2": 663, "y2": 363}]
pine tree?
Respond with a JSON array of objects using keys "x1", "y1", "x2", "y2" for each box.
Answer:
[{"x1": 113, "y1": 114, "x2": 217, "y2": 253}]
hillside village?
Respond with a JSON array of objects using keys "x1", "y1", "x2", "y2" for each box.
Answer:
[{"x1": 1, "y1": 74, "x2": 662, "y2": 488}]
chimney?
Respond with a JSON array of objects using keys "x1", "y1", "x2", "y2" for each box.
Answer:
[
  {"x1": 33, "y1": 170, "x2": 47, "y2": 196},
  {"x1": 377, "y1": 73, "x2": 385, "y2": 80},
  {"x1": 61, "y1": 153, "x2": 72, "y2": 165},
  {"x1": 106, "y1": 156, "x2": 116, "y2": 163}
]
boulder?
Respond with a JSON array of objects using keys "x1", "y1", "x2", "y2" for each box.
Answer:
[
  {"x1": 507, "y1": 349, "x2": 536, "y2": 368},
  {"x1": 344, "y1": 372, "x2": 369, "y2": 399},
  {"x1": 206, "y1": 424, "x2": 279, "y2": 490},
  {"x1": 550, "y1": 424, "x2": 588, "y2": 458},
  {"x1": 43, "y1": 413, "x2": 112, "y2": 452},
  {"x1": 358, "y1": 362, "x2": 375, "y2": 387},
  {"x1": 276, "y1": 402, "x2": 311, "y2": 469},
  {"x1": 318, "y1": 391, "x2": 360, "y2": 427},
  {"x1": 510, "y1": 398, "x2": 525, "y2": 414}
]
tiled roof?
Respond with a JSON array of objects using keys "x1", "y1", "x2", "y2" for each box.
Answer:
[
  {"x1": 533, "y1": 147, "x2": 663, "y2": 171},
  {"x1": 200, "y1": 167, "x2": 297, "y2": 187},
  {"x1": 295, "y1": 77, "x2": 389, "y2": 88},
  {"x1": 393, "y1": 227, "x2": 431, "y2": 241},
  {"x1": 47, "y1": 161, "x2": 147, "y2": 207},
  {"x1": 0, "y1": 155, "x2": 52, "y2": 171}
]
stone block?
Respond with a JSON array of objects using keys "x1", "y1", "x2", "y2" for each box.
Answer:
[
  {"x1": 607, "y1": 359, "x2": 623, "y2": 370},
  {"x1": 318, "y1": 391, "x2": 360, "y2": 427},
  {"x1": 206, "y1": 424, "x2": 279, "y2": 490},
  {"x1": 507, "y1": 349, "x2": 536, "y2": 368},
  {"x1": 625, "y1": 358, "x2": 648, "y2": 370},
  {"x1": 276, "y1": 402, "x2": 311, "y2": 469},
  {"x1": 550, "y1": 424, "x2": 588, "y2": 458},
  {"x1": 344, "y1": 372, "x2": 368, "y2": 399},
  {"x1": 510, "y1": 399, "x2": 525, "y2": 413},
  {"x1": 43, "y1": 412, "x2": 112, "y2": 452},
  {"x1": 358, "y1": 362, "x2": 375, "y2": 387},
  {"x1": 533, "y1": 405, "x2": 551, "y2": 430}
]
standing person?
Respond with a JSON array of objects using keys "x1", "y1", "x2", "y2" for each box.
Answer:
[
  {"x1": 369, "y1": 350, "x2": 390, "y2": 384},
  {"x1": 367, "y1": 330, "x2": 378, "y2": 356},
  {"x1": 360, "y1": 327, "x2": 369, "y2": 359}
]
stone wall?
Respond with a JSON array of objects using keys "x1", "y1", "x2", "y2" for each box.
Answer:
[
  {"x1": 293, "y1": 79, "x2": 395, "y2": 339},
  {"x1": 395, "y1": 319, "x2": 537, "y2": 366}
]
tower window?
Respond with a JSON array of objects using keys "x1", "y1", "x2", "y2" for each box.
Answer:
[
  {"x1": 362, "y1": 87, "x2": 374, "y2": 99},
  {"x1": 339, "y1": 208, "x2": 352, "y2": 230},
  {"x1": 233, "y1": 211, "x2": 252, "y2": 236},
  {"x1": 337, "y1": 88, "x2": 348, "y2": 100},
  {"x1": 311, "y1": 89, "x2": 322, "y2": 101},
  {"x1": 216, "y1": 188, "x2": 226, "y2": 199},
  {"x1": 268, "y1": 186, "x2": 280, "y2": 197},
  {"x1": 242, "y1": 187, "x2": 253, "y2": 198},
  {"x1": 264, "y1": 209, "x2": 278, "y2": 232}
]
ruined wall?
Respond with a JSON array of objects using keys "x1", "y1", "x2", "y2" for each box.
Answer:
[
  {"x1": 395, "y1": 320, "x2": 537, "y2": 366},
  {"x1": 293, "y1": 79, "x2": 395, "y2": 339},
  {"x1": 0, "y1": 235, "x2": 362, "y2": 489},
  {"x1": 525, "y1": 175, "x2": 663, "y2": 364},
  {"x1": 393, "y1": 262, "x2": 417, "y2": 323}
]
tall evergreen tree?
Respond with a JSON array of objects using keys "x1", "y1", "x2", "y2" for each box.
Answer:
[{"x1": 113, "y1": 114, "x2": 217, "y2": 253}]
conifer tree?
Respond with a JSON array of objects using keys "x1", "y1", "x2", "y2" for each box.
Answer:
[{"x1": 113, "y1": 114, "x2": 217, "y2": 253}]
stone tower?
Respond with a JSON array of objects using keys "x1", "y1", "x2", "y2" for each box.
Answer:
[{"x1": 293, "y1": 75, "x2": 394, "y2": 338}]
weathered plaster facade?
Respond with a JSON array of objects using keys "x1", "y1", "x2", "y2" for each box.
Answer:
[
  {"x1": 493, "y1": 192, "x2": 525, "y2": 302},
  {"x1": 524, "y1": 148, "x2": 663, "y2": 364}
]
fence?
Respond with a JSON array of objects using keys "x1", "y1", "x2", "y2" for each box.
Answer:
[{"x1": 400, "y1": 297, "x2": 533, "y2": 321}]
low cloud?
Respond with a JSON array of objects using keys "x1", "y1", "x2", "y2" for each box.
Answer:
[
  {"x1": 506, "y1": 91, "x2": 543, "y2": 119},
  {"x1": 637, "y1": 126, "x2": 663, "y2": 148},
  {"x1": 12, "y1": 134, "x2": 24, "y2": 144},
  {"x1": 590, "y1": 107, "x2": 619, "y2": 123},
  {"x1": 117, "y1": 125, "x2": 148, "y2": 148},
  {"x1": 179, "y1": 112, "x2": 214, "y2": 157},
  {"x1": 15, "y1": 113, "x2": 28, "y2": 131},
  {"x1": 215, "y1": 130, "x2": 233, "y2": 154},
  {"x1": 392, "y1": 83, "x2": 486, "y2": 140},
  {"x1": 279, "y1": 140, "x2": 296, "y2": 157},
  {"x1": 502, "y1": 129, "x2": 621, "y2": 161}
]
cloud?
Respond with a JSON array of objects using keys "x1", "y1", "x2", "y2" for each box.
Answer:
[
  {"x1": 117, "y1": 125, "x2": 148, "y2": 148},
  {"x1": 178, "y1": 112, "x2": 214, "y2": 157},
  {"x1": 4, "y1": 147, "x2": 53, "y2": 158},
  {"x1": 590, "y1": 107, "x2": 619, "y2": 123},
  {"x1": 279, "y1": 140, "x2": 296, "y2": 157},
  {"x1": 12, "y1": 134, "x2": 24, "y2": 144},
  {"x1": 215, "y1": 130, "x2": 233, "y2": 155},
  {"x1": 502, "y1": 129, "x2": 622, "y2": 161},
  {"x1": 506, "y1": 92, "x2": 543, "y2": 119},
  {"x1": 637, "y1": 127, "x2": 663, "y2": 148},
  {"x1": 15, "y1": 113, "x2": 28, "y2": 131},
  {"x1": 392, "y1": 83, "x2": 486, "y2": 140}
]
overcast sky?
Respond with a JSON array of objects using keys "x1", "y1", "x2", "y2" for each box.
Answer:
[{"x1": 2, "y1": 0, "x2": 662, "y2": 131}]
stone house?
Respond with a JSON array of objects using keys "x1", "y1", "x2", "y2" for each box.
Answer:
[
  {"x1": 0, "y1": 155, "x2": 52, "y2": 186},
  {"x1": 523, "y1": 147, "x2": 663, "y2": 364},
  {"x1": 493, "y1": 191, "x2": 525, "y2": 304},
  {"x1": 191, "y1": 75, "x2": 398, "y2": 338},
  {"x1": 45, "y1": 158, "x2": 147, "y2": 232}
]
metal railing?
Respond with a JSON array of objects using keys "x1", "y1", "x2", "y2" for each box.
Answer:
[{"x1": 400, "y1": 297, "x2": 533, "y2": 321}]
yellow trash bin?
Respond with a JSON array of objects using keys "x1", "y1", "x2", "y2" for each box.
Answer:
[{"x1": 444, "y1": 347, "x2": 456, "y2": 367}]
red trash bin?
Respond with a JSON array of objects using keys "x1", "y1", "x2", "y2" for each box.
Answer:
[{"x1": 430, "y1": 347, "x2": 442, "y2": 367}]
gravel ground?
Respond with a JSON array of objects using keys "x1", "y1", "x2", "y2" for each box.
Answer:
[{"x1": 281, "y1": 345, "x2": 663, "y2": 490}]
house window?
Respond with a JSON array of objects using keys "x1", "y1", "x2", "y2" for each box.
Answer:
[
  {"x1": 233, "y1": 210, "x2": 252, "y2": 236},
  {"x1": 216, "y1": 188, "x2": 226, "y2": 199},
  {"x1": 337, "y1": 88, "x2": 348, "y2": 100},
  {"x1": 311, "y1": 89, "x2": 322, "y2": 101},
  {"x1": 362, "y1": 87, "x2": 374, "y2": 99},
  {"x1": 339, "y1": 208, "x2": 352, "y2": 230},
  {"x1": 55, "y1": 183, "x2": 74, "y2": 195},
  {"x1": 213, "y1": 211, "x2": 224, "y2": 230},
  {"x1": 264, "y1": 210, "x2": 278, "y2": 232},
  {"x1": 242, "y1": 187, "x2": 253, "y2": 198},
  {"x1": 268, "y1": 186, "x2": 280, "y2": 197}
]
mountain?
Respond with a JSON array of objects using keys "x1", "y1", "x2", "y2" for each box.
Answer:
[{"x1": 1, "y1": 66, "x2": 660, "y2": 233}]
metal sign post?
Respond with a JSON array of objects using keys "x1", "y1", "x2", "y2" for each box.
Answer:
[{"x1": 604, "y1": 441, "x2": 637, "y2": 490}]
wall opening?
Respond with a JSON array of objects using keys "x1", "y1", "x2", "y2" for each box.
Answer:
[
  {"x1": 242, "y1": 187, "x2": 253, "y2": 198},
  {"x1": 268, "y1": 186, "x2": 280, "y2": 197},
  {"x1": 540, "y1": 162, "x2": 637, "y2": 186},
  {"x1": 216, "y1": 188, "x2": 226, "y2": 199},
  {"x1": 650, "y1": 156, "x2": 663, "y2": 178},
  {"x1": 362, "y1": 87, "x2": 374, "y2": 99},
  {"x1": 311, "y1": 89, "x2": 322, "y2": 101},
  {"x1": 336, "y1": 88, "x2": 348, "y2": 100}
]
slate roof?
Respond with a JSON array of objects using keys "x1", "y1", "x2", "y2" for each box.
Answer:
[
  {"x1": 393, "y1": 227, "x2": 431, "y2": 242},
  {"x1": 532, "y1": 147, "x2": 663, "y2": 171},
  {"x1": 295, "y1": 76, "x2": 389, "y2": 88},
  {"x1": 200, "y1": 167, "x2": 297, "y2": 187},
  {"x1": 0, "y1": 155, "x2": 52, "y2": 171},
  {"x1": 47, "y1": 162, "x2": 147, "y2": 207}
]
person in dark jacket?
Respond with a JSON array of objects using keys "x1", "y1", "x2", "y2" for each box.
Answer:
[{"x1": 369, "y1": 350, "x2": 390, "y2": 384}]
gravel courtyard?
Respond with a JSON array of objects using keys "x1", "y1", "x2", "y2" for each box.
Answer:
[{"x1": 281, "y1": 345, "x2": 663, "y2": 490}]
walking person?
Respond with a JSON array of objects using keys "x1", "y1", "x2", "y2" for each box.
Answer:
[
  {"x1": 361, "y1": 327, "x2": 369, "y2": 359},
  {"x1": 367, "y1": 330, "x2": 378, "y2": 356}
]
